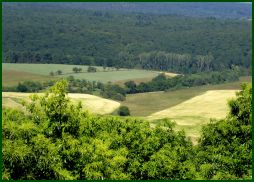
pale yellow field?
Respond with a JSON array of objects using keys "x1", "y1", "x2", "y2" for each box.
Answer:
[
  {"x1": 2, "y1": 92, "x2": 120, "y2": 115},
  {"x1": 68, "y1": 93, "x2": 120, "y2": 114},
  {"x1": 147, "y1": 90, "x2": 238, "y2": 142},
  {"x1": 159, "y1": 71, "x2": 180, "y2": 77}
]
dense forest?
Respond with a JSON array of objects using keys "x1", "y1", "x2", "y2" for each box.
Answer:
[
  {"x1": 3, "y1": 3, "x2": 252, "y2": 74},
  {"x1": 4, "y1": 2, "x2": 252, "y2": 19},
  {"x1": 3, "y1": 80, "x2": 252, "y2": 180}
]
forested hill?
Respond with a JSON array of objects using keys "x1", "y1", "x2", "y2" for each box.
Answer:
[
  {"x1": 3, "y1": 3, "x2": 252, "y2": 73},
  {"x1": 4, "y1": 2, "x2": 252, "y2": 19}
]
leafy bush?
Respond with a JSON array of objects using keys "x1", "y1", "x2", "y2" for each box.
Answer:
[
  {"x1": 118, "y1": 106, "x2": 130, "y2": 116},
  {"x1": 87, "y1": 66, "x2": 97, "y2": 72},
  {"x1": 16, "y1": 81, "x2": 43, "y2": 92},
  {"x1": 196, "y1": 83, "x2": 252, "y2": 180}
]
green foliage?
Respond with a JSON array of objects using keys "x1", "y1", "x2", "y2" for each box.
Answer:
[
  {"x1": 49, "y1": 71, "x2": 54, "y2": 76},
  {"x1": 17, "y1": 81, "x2": 43, "y2": 92},
  {"x1": 196, "y1": 83, "x2": 252, "y2": 180},
  {"x1": 3, "y1": 81, "x2": 252, "y2": 180},
  {"x1": 118, "y1": 106, "x2": 130, "y2": 116},
  {"x1": 3, "y1": 80, "x2": 193, "y2": 179},
  {"x1": 29, "y1": 80, "x2": 82, "y2": 139},
  {"x1": 3, "y1": 76, "x2": 127, "y2": 101},
  {"x1": 3, "y1": 4, "x2": 251, "y2": 73},
  {"x1": 126, "y1": 69, "x2": 240, "y2": 93},
  {"x1": 87, "y1": 66, "x2": 97, "y2": 72},
  {"x1": 73, "y1": 67, "x2": 82, "y2": 73},
  {"x1": 56, "y1": 70, "x2": 62, "y2": 75}
]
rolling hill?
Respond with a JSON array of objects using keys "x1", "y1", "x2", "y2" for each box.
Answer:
[
  {"x1": 2, "y1": 92, "x2": 120, "y2": 115},
  {"x1": 5, "y1": 2, "x2": 251, "y2": 19},
  {"x1": 148, "y1": 90, "x2": 238, "y2": 142}
]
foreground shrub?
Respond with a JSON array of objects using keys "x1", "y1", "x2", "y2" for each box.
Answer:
[{"x1": 2, "y1": 80, "x2": 252, "y2": 180}]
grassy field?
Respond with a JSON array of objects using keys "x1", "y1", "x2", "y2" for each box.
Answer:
[
  {"x1": 122, "y1": 77, "x2": 251, "y2": 143},
  {"x1": 2, "y1": 92, "x2": 120, "y2": 115},
  {"x1": 148, "y1": 90, "x2": 237, "y2": 143},
  {"x1": 3, "y1": 63, "x2": 170, "y2": 85},
  {"x1": 3, "y1": 63, "x2": 251, "y2": 143},
  {"x1": 2, "y1": 69, "x2": 52, "y2": 87},
  {"x1": 115, "y1": 71, "x2": 180, "y2": 85},
  {"x1": 121, "y1": 76, "x2": 252, "y2": 117}
]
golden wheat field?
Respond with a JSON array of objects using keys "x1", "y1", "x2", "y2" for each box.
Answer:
[
  {"x1": 2, "y1": 92, "x2": 120, "y2": 115},
  {"x1": 147, "y1": 90, "x2": 238, "y2": 142}
]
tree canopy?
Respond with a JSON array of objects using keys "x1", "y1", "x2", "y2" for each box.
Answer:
[
  {"x1": 2, "y1": 80, "x2": 252, "y2": 180},
  {"x1": 3, "y1": 3, "x2": 251, "y2": 74}
]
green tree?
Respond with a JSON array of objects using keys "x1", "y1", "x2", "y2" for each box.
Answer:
[
  {"x1": 124, "y1": 81, "x2": 137, "y2": 93},
  {"x1": 17, "y1": 82, "x2": 28, "y2": 92},
  {"x1": 196, "y1": 83, "x2": 252, "y2": 180},
  {"x1": 118, "y1": 106, "x2": 130, "y2": 116},
  {"x1": 78, "y1": 67, "x2": 82, "y2": 72},
  {"x1": 56, "y1": 70, "x2": 62, "y2": 75},
  {"x1": 3, "y1": 79, "x2": 252, "y2": 180},
  {"x1": 73, "y1": 67, "x2": 78, "y2": 73},
  {"x1": 87, "y1": 66, "x2": 97, "y2": 72}
]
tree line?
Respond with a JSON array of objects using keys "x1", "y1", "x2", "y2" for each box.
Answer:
[
  {"x1": 3, "y1": 76, "x2": 126, "y2": 101},
  {"x1": 3, "y1": 68, "x2": 245, "y2": 101},
  {"x1": 138, "y1": 51, "x2": 214, "y2": 73},
  {"x1": 2, "y1": 80, "x2": 252, "y2": 180},
  {"x1": 124, "y1": 68, "x2": 242, "y2": 94}
]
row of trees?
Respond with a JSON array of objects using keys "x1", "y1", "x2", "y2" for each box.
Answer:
[
  {"x1": 138, "y1": 51, "x2": 214, "y2": 73},
  {"x1": 3, "y1": 68, "x2": 243, "y2": 101},
  {"x1": 72, "y1": 66, "x2": 97, "y2": 73},
  {"x1": 50, "y1": 66, "x2": 97, "y2": 76},
  {"x1": 50, "y1": 70, "x2": 62, "y2": 76},
  {"x1": 124, "y1": 69, "x2": 241, "y2": 94},
  {"x1": 3, "y1": 76, "x2": 126, "y2": 101},
  {"x1": 2, "y1": 80, "x2": 252, "y2": 179}
]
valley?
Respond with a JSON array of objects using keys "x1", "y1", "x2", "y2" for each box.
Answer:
[
  {"x1": 2, "y1": 2, "x2": 252, "y2": 180},
  {"x1": 3, "y1": 75, "x2": 251, "y2": 143}
]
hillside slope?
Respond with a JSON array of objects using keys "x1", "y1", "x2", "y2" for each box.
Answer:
[
  {"x1": 4, "y1": 2, "x2": 251, "y2": 19},
  {"x1": 3, "y1": 3, "x2": 251, "y2": 73},
  {"x1": 2, "y1": 92, "x2": 120, "y2": 115},
  {"x1": 147, "y1": 90, "x2": 238, "y2": 141}
]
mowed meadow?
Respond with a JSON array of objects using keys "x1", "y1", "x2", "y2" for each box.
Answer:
[{"x1": 2, "y1": 63, "x2": 162, "y2": 86}]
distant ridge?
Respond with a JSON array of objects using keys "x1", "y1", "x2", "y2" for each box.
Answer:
[{"x1": 4, "y1": 2, "x2": 252, "y2": 19}]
